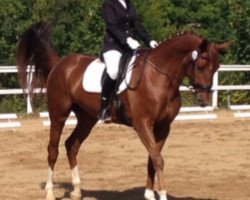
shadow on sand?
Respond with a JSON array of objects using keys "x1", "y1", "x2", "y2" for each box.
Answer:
[{"x1": 40, "y1": 182, "x2": 217, "y2": 200}]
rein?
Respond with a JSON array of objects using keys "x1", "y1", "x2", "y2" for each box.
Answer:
[
  {"x1": 145, "y1": 59, "x2": 172, "y2": 78},
  {"x1": 125, "y1": 50, "x2": 151, "y2": 91},
  {"x1": 125, "y1": 49, "x2": 212, "y2": 94}
]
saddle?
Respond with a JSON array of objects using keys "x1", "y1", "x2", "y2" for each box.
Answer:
[
  {"x1": 83, "y1": 49, "x2": 150, "y2": 126},
  {"x1": 83, "y1": 53, "x2": 136, "y2": 94}
]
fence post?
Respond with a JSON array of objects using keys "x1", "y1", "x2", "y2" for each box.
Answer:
[
  {"x1": 27, "y1": 93, "x2": 33, "y2": 114},
  {"x1": 27, "y1": 67, "x2": 33, "y2": 114},
  {"x1": 212, "y1": 70, "x2": 219, "y2": 109}
]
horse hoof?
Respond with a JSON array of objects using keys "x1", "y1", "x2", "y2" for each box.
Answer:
[
  {"x1": 70, "y1": 191, "x2": 82, "y2": 200},
  {"x1": 46, "y1": 189, "x2": 55, "y2": 200},
  {"x1": 145, "y1": 197, "x2": 156, "y2": 200},
  {"x1": 144, "y1": 189, "x2": 156, "y2": 200},
  {"x1": 158, "y1": 190, "x2": 168, "y2": 200},
  {"x1": 144, "y1": 196, "x2": 156, "y2": 200}
]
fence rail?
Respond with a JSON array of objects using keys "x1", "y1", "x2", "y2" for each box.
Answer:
[{"x1": 1, "y1": 65, "x2": 250, "y2": 113}]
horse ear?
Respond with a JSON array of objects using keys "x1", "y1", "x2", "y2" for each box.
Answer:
[
  {"x1": 199, "y1": 39, "x2": 209, "y2": 52},
  {"x1": 215, "y1": 41, "x2": 232, "y2": 53}
]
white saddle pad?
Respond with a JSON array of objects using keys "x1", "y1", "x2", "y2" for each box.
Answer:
[{"x1": 83, "y1": 56, "x2": 136, "y2": 94}]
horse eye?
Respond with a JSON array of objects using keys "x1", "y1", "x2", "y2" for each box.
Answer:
[
  {"x1": 196, "y1": 59, "x2": 207, "y2": 72},
  {"x1": 196, "y1": 65, "x2": 205, "y2": 72}
]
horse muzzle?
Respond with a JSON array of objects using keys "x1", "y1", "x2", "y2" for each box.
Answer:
[{"x1": 191, "y1": 83, "x2": 212, "y2": 107}]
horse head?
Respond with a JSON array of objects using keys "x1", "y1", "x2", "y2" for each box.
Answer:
[{"x1": 185, "y1": 38, "x2": 231, "y2": 107}]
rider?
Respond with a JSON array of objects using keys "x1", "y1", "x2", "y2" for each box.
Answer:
[{"x1": 99, "y1": 0, "x2": 158, "y2": 122}]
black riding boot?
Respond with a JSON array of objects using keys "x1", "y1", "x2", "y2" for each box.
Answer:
[{"x1": 98, "y1": 74, "x2": 116, "y2": 122}]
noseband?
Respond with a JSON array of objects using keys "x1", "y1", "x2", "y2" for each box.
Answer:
[
  {"x1": 191, "y1": 83, "x2": 212, "y2": 93},
  {"x1": 190, "y1": 52, "x2": 212, "y2": 93}
]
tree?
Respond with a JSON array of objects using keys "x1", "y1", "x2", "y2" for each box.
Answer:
[
  {"x1": 228, "y1": 0, "x2": 250, "y2": 64},
  {"x1": 27, "y1": 0, "x2": 104, "y2": 56},
  {"x1": 0, "y1": 0, "x2": 33, "y2": 64},
  {"x1": 1, "y1": 0, "x2": 250, "y2": 112}
]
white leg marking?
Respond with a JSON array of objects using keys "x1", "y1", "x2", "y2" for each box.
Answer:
[
  {"x1": 158, "y1": 190, "x2": 168, "y2": 200},
  {"x1": 45, "y1": 167, "x2": 54, "y2": 190},
  {"x1": 46, "y1": 189, "x2": 55, "y2": 200},
  {"x1": 144, "y1": 189, "x2": 156, "y2": 200},
  {"x1": 71, "y1": 165, "x2": 81, "y2": 185},
  {"x1": 45, "y1": 167, "x2": 55, "y2": 200},
  {"x1": 70, "y1": 166, "x2": 82, "y2": 200}
]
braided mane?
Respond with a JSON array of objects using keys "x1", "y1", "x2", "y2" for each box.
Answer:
[{"x1": 159, "y1": 31, "x2": 204, "y2": 46}]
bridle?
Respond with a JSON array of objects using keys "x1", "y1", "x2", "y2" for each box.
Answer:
[
  {"x1": 191, "y1": 82, "x2": 212, "y2": 93},
  {"x1": 189, "y1": 51, "x2": 213, "y2": 93},
  {"x1": 125, "y1": 49, "x2": 213, "y2": 94}
]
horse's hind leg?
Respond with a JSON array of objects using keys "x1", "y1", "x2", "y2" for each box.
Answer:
[
  {"x1": 45, "y1": 110, "x2": 71, "y2": 200},
  {"x1": 65, "y1": 108, "x2": 97, "y2": 200}
]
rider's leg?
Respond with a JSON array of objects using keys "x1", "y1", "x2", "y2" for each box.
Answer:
[
  {"x1": 98, "y1": 50, "x2": 122, "y2": 122},
  {"x1": 98, "y1": 73, "x2": 116, "y2": 121}
]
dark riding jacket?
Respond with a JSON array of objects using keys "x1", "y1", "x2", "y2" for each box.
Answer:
[{"x1": 101, "y1": 0, "x2": 152, "y2": 54}]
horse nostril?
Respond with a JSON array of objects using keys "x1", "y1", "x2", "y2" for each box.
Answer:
[
  {"x1": 196, "y1": 96, "x2": 208, "y2": 107},
  {"x1": 200, "y1": 103, "x2": 207, "y2": 107}
]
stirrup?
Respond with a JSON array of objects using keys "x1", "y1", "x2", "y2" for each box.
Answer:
[{"x1": 98, "y1": 107, "x2": 112, "y2": 123}]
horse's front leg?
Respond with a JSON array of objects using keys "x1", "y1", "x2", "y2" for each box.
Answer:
[
  {"x1": 145, "y1": 154, "x2": 168, "y2": 200},
  {"x1": 135, "y1": 122, "x2": 169, "y2": 200},
  {"x1": 144, "y1": 151, "x2": 168, "y2": 200},
  {"x1": 144, "y1": 157, "x2": 156, "y2": 200}
]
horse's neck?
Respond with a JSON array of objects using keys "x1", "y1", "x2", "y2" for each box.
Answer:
[
  {"x1": 149, "y1": 36, "x2": 200, "y2": 87},
  {"x1": 149, "y1": 46, "x2": 187, "y2": 86}
]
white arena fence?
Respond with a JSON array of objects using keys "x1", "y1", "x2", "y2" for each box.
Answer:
[
  {"x1": 229, "y1": 105, "x2": 250, "y2": 119},
  {"x1": 0, "y1": 113, "x2": 21, "y2": 129},
  {"x1": 0, "y1": 65, "x2": 250, "y2": 127}
]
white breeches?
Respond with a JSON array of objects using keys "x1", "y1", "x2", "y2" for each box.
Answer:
[{"x1": 103, "y1": 50, "x2": 122, "y2": 80}]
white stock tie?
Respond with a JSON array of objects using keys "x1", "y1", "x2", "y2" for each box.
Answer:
[{"x1": 118, "y1": 0, "x2": 127, "y2": 9}]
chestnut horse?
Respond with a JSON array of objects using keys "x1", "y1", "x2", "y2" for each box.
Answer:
[{"x1": 17, "y1": 22, "x2": 230, "y2": 200}]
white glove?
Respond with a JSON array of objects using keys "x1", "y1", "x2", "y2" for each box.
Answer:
[
  {"x1": 149, "y1": 40, "x2": 158, "y2": 48},
  {"x1": 127, "y1": 37, "x2": 140, "y2": 50}
]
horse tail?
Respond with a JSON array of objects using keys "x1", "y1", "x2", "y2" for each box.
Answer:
[{"x1": 16, "y1": 21, "x2": 59, "y2": 91}]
